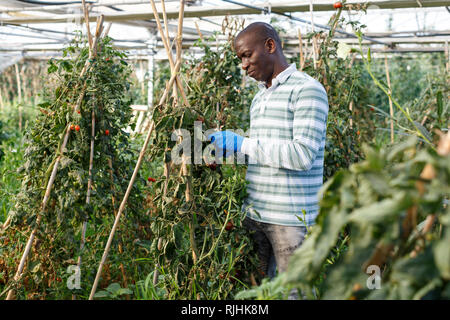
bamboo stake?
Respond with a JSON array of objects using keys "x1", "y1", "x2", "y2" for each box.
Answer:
[
  {"x1": 6, "y1": 125, "x2": 71, "y2": 300},
  {"x1": 195, "y1": 21, "x2": 203, "y2": 40},
  {"x1": 1, "y1": 216, "x2": 11, "y2": 232},
  {"x1": 149, "y1": 0, "x2": 190, "y2": 108},
  {"x1": 309, "y1": 1, "x2": 317, "y2": 70},
  {"x1": 297, "y1": 29, "x2": 304, "y2": 71},
  {"x1": 14, "y1": 63, "x2": 22, "y2": 131},
  {"x1": 20, "y1": 66, "x2": 28, "y2": 104},
  {"x1": 0, "y1": 85, "x2": 7, "y2": 110},
  {"x1": 104, "y1": 23, "x2": 113, "y2": 39},
  {"x1": 349, "y1": 101, "x2": 354, "y2": 128},
  {"x1": 82, "y1": 0, "x2": 93, "y2": 49},
  {"x1": 384, "y1": 56, "x2": 395, "y2": 143},
  {"x1": 420, "y1": 109, "x2": 431, "y2": 126},
  {"x1": 160, "y1": 0, "x2": 171, "y2": 45},
  {"x1": 445, "y1": 40, "x2": 449, "y2": 73},
  {"x1": 89, "y1": 61, "x2": 180, "y2": 300},
  {"x1": 157, "y1": 0, "x2": 178, "y2": 99},
  {"x1": 348, "y1": 54, "x2": 356, "y2": 128},
  {"x1": 0, "y1": 86, "x2": 4, "y2": 110}
]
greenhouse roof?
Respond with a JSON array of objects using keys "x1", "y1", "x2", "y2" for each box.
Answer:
[{"x1": 0, "y1": 0, "x2": 449, "y2": 71}]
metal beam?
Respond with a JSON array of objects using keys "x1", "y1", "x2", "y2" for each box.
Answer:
[{"x1": 1, "y1": 0, "x2": 449, "y2": 25}]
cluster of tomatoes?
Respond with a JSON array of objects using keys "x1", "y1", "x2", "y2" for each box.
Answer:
[
  {"x1": 70, "y1": 122, "x2": 110, "y2": 136},
  {"x1": 70, "y1": 124, "x2": 80, "y2": 132}
]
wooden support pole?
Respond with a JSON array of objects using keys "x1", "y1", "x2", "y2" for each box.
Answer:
[
  {"x1": 14, "y1": 63, "x2": 22, "y2": 131},
  {"x1": 384, "y1": 56, "x2": 395, "y2": 143},
  {"x1": 195, "y1": 21, "x2": 203, "y2": 40},
  {"x1": 82, "y1": 0, "x2": 93, "y2": 49},
  {"x1": 309, "y1": 0, "x2": 318, "y2": 70},
  {"x1": 445, "y1": 40, "x2": 449, "y2": 73},
  {"x1": 0, "y1": 86, "x2": 4, "y2": 111},
  {"x1": 160, "y1": 0, "x2": 171, "y2": 45},
  {"x1": 20, "y1": 66, "x2": 28, "y2": 103},
  {"x1": 348, "y1": 54, "x2": 356, "y2": 128},
  {"x1": 298, "y1": 29, "x2": 305, "y2": 71},
  {"x1": 149, "y1": 0, "x2": 190, "y2": 108}
]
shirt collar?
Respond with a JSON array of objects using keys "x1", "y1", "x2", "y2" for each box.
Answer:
[{"x1": 258, "y1": 63, "x2": 297, "y2": 90}]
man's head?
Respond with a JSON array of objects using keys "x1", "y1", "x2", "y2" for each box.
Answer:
[{"x1": 234, "y1": 22, "x2": 286, "y2": 85}]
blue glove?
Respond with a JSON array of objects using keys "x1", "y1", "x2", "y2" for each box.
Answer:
[{"x1": 208, "y1": 131, "x2": 244, "y2": 157}]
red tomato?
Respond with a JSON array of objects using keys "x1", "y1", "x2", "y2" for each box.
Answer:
[
  {"x1": 334, "y1": 2, "x2": 343, "y2": 9},
  {"x1": 208, "y1": 162, "x2": 217, "y2": 171},
  {"x1": 225, "y1": 221, "x2": 234, "y2": 231},
  {"x1": 105, "y1": 129, "x2": 110, "y2": 136},
  {"x1": 75, "y1": 125, "x2": 80, "y2": 132},
  {"x1": 70, "y1": 124, "x2": 75, "y2": 131},
  {"x1": 148, "y1": 177, "x2": 156, "y2": 182}
]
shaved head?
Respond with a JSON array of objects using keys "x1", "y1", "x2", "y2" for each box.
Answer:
[
  {"x1": 234, "y1": 22, "x2": 288, "y2": 87},
  {"x1": 235, "y1": 22, "x2": 282, "y2": 50}
]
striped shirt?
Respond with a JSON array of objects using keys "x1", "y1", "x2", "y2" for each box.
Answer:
[{"x1": 240, "y1": 63, "x2": 329, "y2": 227}]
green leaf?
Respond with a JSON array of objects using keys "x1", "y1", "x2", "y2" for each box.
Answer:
[
  {"x1": 413, "y1": 121, "x2": 433, "y2": 143},
  {"x1": 348, "y1": 192, "x2": 412, "y2": 225},
  {"x1": 106, "y1": 282, "x2": 122, "y2": 293},
  {"x1": 433, "y1": 235, "x2": 450, "y2": 280},
  {"x1": 94, "y1": 290, "x2": 110, "y2": 298}
]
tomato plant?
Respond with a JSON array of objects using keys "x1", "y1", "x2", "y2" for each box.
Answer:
[
  {"x1": 141, "y1": 26, "x2": 261, "y2": 299},
  {"x1": 1, "y1": 35, "x2": 151, "y2": 299},
  {"x1": 285, "y1": 136, "x2": 450, "y2": 299}
]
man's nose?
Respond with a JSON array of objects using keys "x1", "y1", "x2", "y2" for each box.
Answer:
[{"x1": 241, "y1": 59, "x2": 249, "y2": 71}]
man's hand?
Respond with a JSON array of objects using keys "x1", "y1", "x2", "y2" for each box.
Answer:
[{"x1": 208, "y1": 131, "x2": 244, "y2": 157}]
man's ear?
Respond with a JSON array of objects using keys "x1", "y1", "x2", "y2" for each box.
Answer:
[{"x1": 265, "y1": 38, "x2": 277, "y2": 54}]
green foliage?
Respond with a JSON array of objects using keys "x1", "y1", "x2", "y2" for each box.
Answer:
[
  {"x1": 94, "y1": 282, "x2": 133, "y2": 299},
  {"x1": 235, "y1": 273, "x2": 289, "y2": 300},
  {"x1": 285, "y1": 137, "x2": 450, "y2": 299},
  {"x1": 143, "y1": 33, "x2": 260, "y2": 299},
  {"x1": 1, "y1": 35, "x2": 151, "y2": 299}
]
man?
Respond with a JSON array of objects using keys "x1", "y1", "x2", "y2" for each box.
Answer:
[{"x1": 209, "y1": 22, "x2": 329, "y2": 296}]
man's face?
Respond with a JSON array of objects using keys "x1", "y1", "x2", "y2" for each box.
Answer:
[{"x1": 234, "y1": 33, "x2": 275, "y2": 84}]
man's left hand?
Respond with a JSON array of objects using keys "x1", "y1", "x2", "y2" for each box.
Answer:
[{"x1": 208, "y1": 131, "x2": 244, "y2": 157}]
